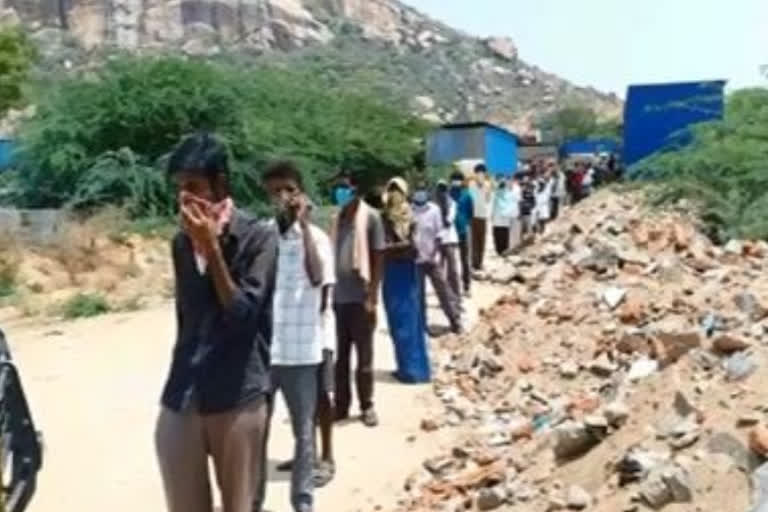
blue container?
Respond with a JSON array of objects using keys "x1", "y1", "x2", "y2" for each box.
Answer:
[
  {"x1": 0, "y1": 139, "x2": 14, "y2": 171},
  {"x1": 623, "y1": 80, "x2": 726, "y2": 167},
  {"x1": 426, "y1": 122, "x2": 519, "y2": 177}
]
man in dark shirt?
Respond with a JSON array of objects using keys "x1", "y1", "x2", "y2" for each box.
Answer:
[
  {"x1": 331, "y1": 172, "x2": 385, "y2": 427},
  {"x1": 154, "y1": 133, "x2": 278, "y2": 512}
]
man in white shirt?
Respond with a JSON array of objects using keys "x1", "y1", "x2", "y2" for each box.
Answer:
[
  {"x1": 468, "y1": 163, "x2": 493, "y2": 271},
  {"x1": 263, "y1": 161, "x2": 334, "y2": 512}
]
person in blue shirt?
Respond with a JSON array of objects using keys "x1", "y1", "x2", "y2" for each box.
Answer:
[{"x1": 448, "y1": 171, "x2": 474, "y2": 297}]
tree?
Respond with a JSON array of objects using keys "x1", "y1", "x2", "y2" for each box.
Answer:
[
  {"x1": 0, "y1": 27, "x2": 37, "y2": 115},
  {"x1": 9, "y1": 55, "x2": 428, "y2": 215}
]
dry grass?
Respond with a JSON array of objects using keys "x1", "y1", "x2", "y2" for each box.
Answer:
[{"x1": 0, "y1": 208, "x2": 173, "y2": 319}]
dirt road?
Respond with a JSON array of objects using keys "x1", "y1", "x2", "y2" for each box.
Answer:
[{"x1": 7, "y1": 279, "x2": 501, "y2": 512}]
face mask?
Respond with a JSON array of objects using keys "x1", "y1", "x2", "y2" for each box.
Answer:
[
  {"x1": 451, "y1": 180, "x2": 463, "y2": 189},
  {"x1": 498, "y1": 181, "x2": 506, "y2": 189},
  {"x1": 333, "y1": 186, "x2": 354, "y2": 208},
  {"x1": 412, "y1": 190, "x2": 428, "y2": 205}
]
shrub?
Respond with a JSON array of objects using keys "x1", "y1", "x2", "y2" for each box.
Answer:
[
  {"x1": 61, "y1": 292, "x2": 111, "y2": 319},
  {"x1": 633, "y1": 87, "x2": 768, "y2": 242},
  {"x1": 0, "y1": 27, "x2": 37, "y2": 114}
]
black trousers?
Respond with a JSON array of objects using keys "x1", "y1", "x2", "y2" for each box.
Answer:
[
  {"x1": 334, "y1": 303, "x2": 375, "y2": 414},
  {"x1": 550, "y1": 197, "x2": 560, "y2": 220},
  {"x1": 458, "y1": 235, "x2": 472, "y2": 292},
  {"x1": 493, "y1": 226, "x2": 510, "y2": 256}
]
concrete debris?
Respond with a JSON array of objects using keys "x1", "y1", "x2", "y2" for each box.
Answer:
[
  {"x1": 640, "y1": 464, "x2": 693, "y2": 509},
  {"x1": 398, "y1": 190, "x2": 768, "y2": 512},
  {"x1": 566, "y1": 485, "x2": 592, "y2": 510}
]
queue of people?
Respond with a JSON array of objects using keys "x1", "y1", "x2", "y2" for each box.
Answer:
[{"x1": 154, "y1": 132, "x2": 599, "y2": 512}]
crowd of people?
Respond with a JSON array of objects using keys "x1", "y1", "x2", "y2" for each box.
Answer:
[{"x1": 153, "y1": 132, "x2": 615, "y2": 512}]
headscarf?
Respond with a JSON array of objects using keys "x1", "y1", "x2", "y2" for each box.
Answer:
[{"x1": 383, "y1": 177, "x2": 413, "y2": 242}]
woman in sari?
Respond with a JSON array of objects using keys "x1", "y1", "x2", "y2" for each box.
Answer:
[{"x1": 380, "y1": 177, "x2": 430, "y2": 384}]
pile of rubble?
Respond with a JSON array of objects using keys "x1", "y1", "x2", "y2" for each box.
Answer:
[{"x1": 398, "y1": 190, "x2": 768, "y2": 512}]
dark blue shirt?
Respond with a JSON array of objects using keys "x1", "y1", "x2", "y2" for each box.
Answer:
[
  {"x1": 160, "y1": 210, "x2": 278, "y2": 414},
  {"x1": 449, "y1": 187, "x2": 474, "y2": 239}
]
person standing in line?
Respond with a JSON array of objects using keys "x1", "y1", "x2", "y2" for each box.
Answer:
[
  {"x1": 519, "y1": 173, "x2": 537, "y2": 245},
  {"x1": 155, "y1": 133, "x2": 278, "y2": 512},
  {"x1": 261, "y1": 161, "x2": 334, "y2": 512},
  {"x1": 468, "y1": 163, "x2": 493, "y2": 271},
  {"x1": 330, "y1": 172, "x2": 385, "y2": 427},
  {"x1": 491, "y1": 176, "x2": 514, "y2": 256},
  {"x1": 412, "y1": 180, "x2": 463, "y2": 335},
  {"x1": 380, "y1": 177, "x2": 430, "y2": 384},
  {"x1": 551, "y1": 162, "x2": 566, "y2": 220},
  {"x1": 435, "y1": 179, "x2": 461, "y2": 301},
  {"x1": 507, "y1": 174, "x2": 523, "y2": 253},
  {"x1": 535, "y1": 171, "x2": 553, "y2": 234},
  {"x1": 582, "y1": 160, "x2": 596, "y2": 198},
  {"x1": 448, "y1": 172, "x2": 474, "y2": 297}
]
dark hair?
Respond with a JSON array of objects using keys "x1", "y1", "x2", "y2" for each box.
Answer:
[
  {"x1": 450, "y1": 171, "x2": 465, "y2": 182},
  {"x1": 474, "y1": 163, "x2": 487, "y2": 173},
  {"x1": 262, "y1": 159, "x2": 304, "y2": 190},
  {"x1": 167, "y1": 133, "x2": 229, "y2": 179}
]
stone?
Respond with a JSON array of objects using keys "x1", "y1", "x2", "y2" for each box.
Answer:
[
  {"x1": 735, "y1": 293, "x2": 768, "y2": 321},
  {"x1": 602, "y1": 286, "x2": 627, "y2": 309},
  {"x1": 476, "y1": 487, "x2": 505, "y2": 511},
  {"x1": 590, "y1": 353, "x2": 617, "y2": 377},
  {"x1": 724, "y1": 351, "x2": 759, "y2": 381},
  {"x1": 725, "y1": 239, "x2": 744, "y2": 255},
  {"x1": 420, "y1": 418, "x2": 440, "y2": 432},
  {"x1": 604, "y1": 401, "x2": 630, "y2": 427},
  {"x1": 566, "y1": 485, "x2": 592, "y2": 510},
  {"x1": 661, "y1": 465, "x2": 693, "y2": 503},
  {"x1": 713, "y1": 335, "x2": 751, "y2": 354},
  {"x1": 708, "y1": 432, "x2": 761, "y2": 471},
  {"x1": 655, "y1": 330, "x2": 701, "y2": 365},
  {"x1": 750, "y1": 426, "x2": 768, "y2": 458},
  {"x1": 750, "y1": 462, "x2": 768, "y2": 512},
  {"x1": 640, "y1": 470, "x2": 674, "y2": 509},
  {"x1": 627, "y1": 358, "x2": 659, "y2": 381},
  {"x1": 413, "y1": 95, "x2": 436, "y2": 111},
  {"x1": 617, "y1": 333, "x2": 651, "y2": 355},
  {"x1": 553, "y1": 421, "x2": 599, "y2": 460},
  {"x1": 640, "y1": 464, "x2": 693, "y2": 509},
  {"x1": 485, "y1": 36, "x2": 518, "y2": 61},
  {"x1": 559, "y1": 360, "x2": 580, "y2": 379}
]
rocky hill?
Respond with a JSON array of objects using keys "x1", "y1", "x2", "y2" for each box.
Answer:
[{"x1": 1, "y1": 0, "x2": 622, "y2": 134}]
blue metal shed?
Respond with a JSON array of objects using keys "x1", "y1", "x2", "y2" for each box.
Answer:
[
  {"x1": 0, "y1": 138, "x2": 14, "y2": 171},
  {"x1": 623, "y1": 80, "x2": 726, "y2": 166},
  {"x1": 426, "y1": 122, "x2": 519, "y2": 177},
  {"x1": 559, "y1": 138, "x2": 621, "y2": 158}
]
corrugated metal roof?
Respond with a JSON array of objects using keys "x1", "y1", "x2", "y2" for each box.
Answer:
[{"x1": 439, "y1": 122, "x2": 518, "y2": 139}]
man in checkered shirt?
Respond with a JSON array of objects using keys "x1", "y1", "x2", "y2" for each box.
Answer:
[{"x1": 263, "y1": 161, "x2": 335, "y2": 512}]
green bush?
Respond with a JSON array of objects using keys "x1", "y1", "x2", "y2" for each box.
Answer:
[
  {"x1": 0, "y1": 26, "x2": 37, "y2": 114},
  {"x1": 9, "y1": 55, "x2": 429, "y2": 216},
  {"x1": 61, "y1": 292, "x2": 111, "y2": 319},
  {"x1": 633, "y1": 87, "x2": 768, "y2": 242}
]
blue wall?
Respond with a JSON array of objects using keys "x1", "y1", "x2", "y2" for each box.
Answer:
[
  {"x1": 485, "y1": 126, "x2": 518, "y2": 177},
  {"x1": 426, "y1": 124, "x2": 518, "y2": 176},
  {"x1": 0, "y1": 139, "x2": 14, "y2": 171},
  {"x1": 426, "y1": 126, "x2": 485, "y2": 165},
  {"x1": 623, "y1": 80, "x2": 725, "y2": 166}
]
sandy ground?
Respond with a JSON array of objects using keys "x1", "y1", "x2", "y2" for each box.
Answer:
[{"x1": 5, "y1": 270, "x2": 502, "y2": 512}]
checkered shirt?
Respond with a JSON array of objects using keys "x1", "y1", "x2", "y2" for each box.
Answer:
[{"x1": 271, "y1": 222, "x2": 335, "y2": 366}]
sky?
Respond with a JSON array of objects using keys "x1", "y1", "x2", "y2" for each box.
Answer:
[{"x1": 403, "y1": 0, "x2": 767, "y2": 97}]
